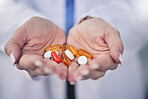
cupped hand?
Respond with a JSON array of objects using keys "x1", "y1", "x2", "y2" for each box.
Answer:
[
  {"x1": 67, "y1": 17, "x2": 124, "y2": 83},
  {"x1": 4, "y1": 16, "x2": 67, "y2": 80}
]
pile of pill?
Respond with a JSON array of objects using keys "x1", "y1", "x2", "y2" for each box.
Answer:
[{"x1": 43, "y1": 43, "x2": 93, "y2": 66}]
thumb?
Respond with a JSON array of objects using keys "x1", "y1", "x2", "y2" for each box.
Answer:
[
  {"x1": 105, "y1": 26, "x2": 124, "y2": 64},
  {"x1": 4, "y1": 27, "x2": 27, "y2": 65}
]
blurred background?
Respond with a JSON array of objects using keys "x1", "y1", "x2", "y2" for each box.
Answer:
[
  {"x1": 0, "y1": 0, "x2": 148, "y2": 99},
  {"x1": 137, "y1": 0, "x2": 148, "y2": 98},
  {"x1": 139, "y1": 44, "x2": 148, "y2": 99}
]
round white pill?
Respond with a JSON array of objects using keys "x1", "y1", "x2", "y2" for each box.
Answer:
[
  {"x1": 44, "y1": 51, "x2": 52, "y2": 58},
  {"x1": 65, "y1": 49, "x2": 74, "y2": 60},
  {"x1": 78, "y1": 56, "x2": 87, "y2": 65}
]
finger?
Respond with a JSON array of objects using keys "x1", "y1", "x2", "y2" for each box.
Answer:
[
  {"x1": 73, "y1": 65, "x2": 90, "y2": 81},
  {"x1": 32, "y1": 58, "x2": 54, "y2": 76},
  {"x1": 44, "y1": 60, "x2": 62, "y2": 76},
  {"x1": 33, "y1": 65, "x2": 56, "y2": 76},
  {"x1": 19, "y1": 54, "x2": 45, "y2": 70},
  {"x1": 68, "y1": 62, "x2": 79, "y2": 83},
  {"x1": 105, "y1": 26, "x2": 124, "y2": 64},
  {"x1": 58, "y1": 63, "x2": 67, "y2": 81},
  {"x1": 4, "y1": 26, "x2": 27, "y2": 64},
  {"x1": 26, "y1": 70, "x2": 39, "y2": 77},
  {"x1": 33, "y1": 67, "x2": 49, "y2": 76},
  {"x1": 29, "y1": 59, "x2": 63, "y2": 77},
  {"x1": 87, "y1": 70, "x2": 105, "y2": 80},
  {"x1": 25, "y1": 70, "x2": 45, "y2": 80},
  {"x1": 88, "y1": 54, "x2": 115, "y2": 71},
  {"x1": 15, "y1": 65, "x2": 39, "y2": 78}
]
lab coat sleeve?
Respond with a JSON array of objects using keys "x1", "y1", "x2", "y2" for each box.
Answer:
[
  {"x1": 77, "y1": 0, "x2": 148, "y2": 53},
  {"x1": 0, "y1": 0, "x2": 46, "y2": 52}
]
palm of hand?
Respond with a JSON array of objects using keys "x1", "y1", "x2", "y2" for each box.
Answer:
[
  {"x1": 68, "y1": 18, "x2": 110, "y2": 56},
  {"x1": 13, "y1": 17, "x2": 67, "y2": 78},
  {"x1": 5, "y1": 17, "x2": 123, "y2": 81},
  {"x1": 21, "y1": 17, "x2": 65, "y2": 58},
  {"x1": 67, "y1": 18, "x2": 122, "y2": 81}
]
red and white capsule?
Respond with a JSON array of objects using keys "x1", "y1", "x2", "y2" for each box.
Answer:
[{"x1": 51, "y1": 51, "x2": 61, "y2": 63}]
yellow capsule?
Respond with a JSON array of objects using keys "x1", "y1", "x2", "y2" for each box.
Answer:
[
  {"x1": 78, "y1": 49, "x2": 93, "y2": 59},
  {"x1": 62, "y1": 43, "x2": 69, "y2": 53},
  {"x1": 45, "y1": 44, "x2": 61, "y2": 52},
  {"x1": 68, "y1": 45, "x2": 79, "y2": 57},
  {"x1": 61, "y1": 54, "x2": 71, "y2": 66}
]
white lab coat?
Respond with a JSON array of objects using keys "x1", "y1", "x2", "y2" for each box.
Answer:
[{"x1": 0, "y1": 0, "x2": 148, "y2": 99}]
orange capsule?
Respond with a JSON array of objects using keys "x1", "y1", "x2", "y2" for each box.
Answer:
[
  {"x1": 78, "y1": 49, "x2": 93, "y2": 59},
  {"x1": 62, "y1": 43, "x2": 69, "y2": 53},
  {"x1": 68, "y1": 45, "x2": 79, "y2": 57},
  {"x1": 61, "y1": 54, "x2": 71, "y2": 66},
  {"x1": 45, "y1": 44, "x2": 61, "y2": 52}
]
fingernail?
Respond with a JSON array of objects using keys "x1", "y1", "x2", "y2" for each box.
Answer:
[
  {"x1": 10, "y1": 53, "x2": 15, "y2": 65},
  {"x1": 34, "y1": 60, "x2": 43, "y2": 67},
  {"x1": 119, "y1": 53, "x2": 123, "y2": 64},
  {"x1": 81, "y1": 69, "x2": 89, "y2": 76},
  {"x1": 43, "y1": 68, "x2": 53, "y2": 74},
  {"x1": 76, "y1": 75, "x2": 82, "y2": 80},
  {"x1": 70, "y1": 81, "x2": 75, "y2": 85},
  {"x1": 90, "y1": 64, "x2": 99, "y2": 70}
]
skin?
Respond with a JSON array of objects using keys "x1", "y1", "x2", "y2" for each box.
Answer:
[
  {"x1": 4, "y1": 16, "x2": 67, "y2": 80},
  {"x1": 67, "y1": 18, "x2": 124, "y2": 83},
  {"x1": 4, "y1": 17, "x2": 124, "y2": 83}
]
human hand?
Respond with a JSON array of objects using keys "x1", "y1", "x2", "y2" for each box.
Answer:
[
  {"x1": 4, "y1": 16, "x2": 67, "y2": 80},
  {"x1": 67, "y1": 17, "x2": 124, "y2": 83}
]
